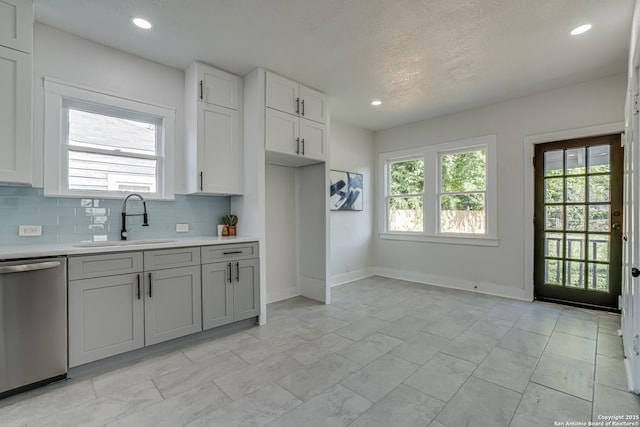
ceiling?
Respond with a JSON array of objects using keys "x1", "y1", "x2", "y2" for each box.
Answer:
[{"x1": 34, "y1": 0, "x2": 634, "y2": 131}]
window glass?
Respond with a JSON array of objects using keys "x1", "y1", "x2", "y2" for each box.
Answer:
[
  {"x1": 439, "y1": 149, "x2": 487, "y2": 234},
  {"x1": 387, "y1": 158, "x2": 424, "y2": 232},
  {"x1": 66, "y1": 108, "x2": 158, "y2": 194}
]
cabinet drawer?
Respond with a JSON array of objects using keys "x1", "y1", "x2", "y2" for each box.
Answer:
[
  {"x1": 201, "y1": 242, "x2": 259, "y2": 263},
  {"x1": 69, "y1": 252, "x2": 143, "y2": 280},
  {"x1": 144, "y1": 247, "x2": 201, "y2": 271}
]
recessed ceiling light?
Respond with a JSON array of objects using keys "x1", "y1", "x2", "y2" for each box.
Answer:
[
  {"x1": 570, "y1": 24, "x2": 592, "y2": 36},
  {"x1": 371, "y1": 100, "x2": 382, "y2": 106},
  {"x1": 132, "y1": 17, "x2": 152, "y2": 30}
]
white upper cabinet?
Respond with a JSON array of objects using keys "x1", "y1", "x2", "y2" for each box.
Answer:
[
  {"x1": 266, "y1": 72, "x2": 327, "y2": 124},
  {"x1": 0, "y1": 0, "x2": 33, "y2": 53},
  {"x1": 185, "y1": 61, "x2": 243, "y2": 195},
  {"x1": 264, "y1": 71, "x2": 328, "y2": 165},
  {"x1": 194, "y1": 62, "x2": 239, "y2": 109},
  {"x1": 299, "y1": 85, "x2": 327, "y2": 124},
  {"x1": 0, "y1": 0, "x2": 32, "y2": 185}
]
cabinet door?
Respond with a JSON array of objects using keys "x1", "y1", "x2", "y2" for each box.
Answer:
[
  {"x1": 144, "y1": 266, "x2": 202, "y2": 346},
  {"x1": 299, "y1": 119, "x2": 327, "y2": 161},
  {"x1": 68, "y1": 273, "x2": 144, "y2": 367},
  {"x1": 197, "y1": 102, "x2": 242, "y2": 194},
  {"x1": 0, "y1": 0, "x2": 32, "y2": 53},
  {"x1": 202, "y1": 261, "x2": 234, "y2": 329},
  {"x1": 299, "y1": 85, "x2": 327, "y2": 124},
  {"x1": 265, "y1": 72, "x2": 299, "y2": 116},
  {"x1": 198, "y1": 64, "x2": 239, "y2": 109},
  {"x1": 233, "y1": 259, "x2": 260, "y2": 321},
  {"x1": 265, "y1": 108, "x2": 299, "y2": 156},
  {"x1": 0, "y1": 45, "x2": 31, "y2": 184}
]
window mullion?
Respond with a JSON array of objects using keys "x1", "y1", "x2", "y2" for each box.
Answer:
[{"x1": 67, "y1": 146, "x2": 159, "y2": 162}]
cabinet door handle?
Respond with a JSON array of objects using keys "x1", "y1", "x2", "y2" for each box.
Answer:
[
  {"x1": 296, "y1": 97, "x2": 300, "y2": 114},
  {"x1": 200, "y1": 171, "x2": 204, "y2": 191},
  {"x1": 301, "y1": 138, "x2": 305, "y2": 155},
  {"x1": 236, "y1": 261, "x2": 240, "y2": 282},
  {"x1": 148, "y1": 272, "x2": 152, "y2": 298},
  {"x1": 296, "y1": 138, "x2": 300, "y2": 154},
  {"x1": 301, "y1": 99, "x2": 305, "y2": 116},
  {"x1": 227, "y1": 262, "x2": 232, "y2": 283},
  {"x1": 223, "y1": 251, "x2": 243, "y2": 255},
  {"x1": 137, "y1": 274, "x2": 141, "y2": 300},
  {"x1": 200, "y1": 80, "x2": 204, "y2": 100}
]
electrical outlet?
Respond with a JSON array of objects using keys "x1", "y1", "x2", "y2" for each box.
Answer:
[
  {"x1": 19, "y1": 225, "x2": 42, "y2": 236},
  {"x1": 176, "y1": 223, "x2": 189, "y2": 233}
]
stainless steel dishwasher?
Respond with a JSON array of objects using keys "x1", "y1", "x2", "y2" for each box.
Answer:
[{"x1": 0, "y1": 257, "x2": 67, "y2": 398}]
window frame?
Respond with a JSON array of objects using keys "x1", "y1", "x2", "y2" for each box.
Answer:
[
  {"x1": 43, "y1": 78, "x2": 175, "y2": 200},
  {"x1": 385, "y1": 153, "x2": 426, "y2": 233},
  {"x1": 379, "y1": 135, "x2": 498, "y2": 246}
]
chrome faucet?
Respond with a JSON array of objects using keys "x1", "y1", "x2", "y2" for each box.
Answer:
[{"x1": 121, "y1": 193, "x2": 149, "y2": 240}]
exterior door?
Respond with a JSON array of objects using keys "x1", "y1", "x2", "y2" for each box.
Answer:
[{"x1": 534, "y1": 134, "x2": 623, "y2": 310}]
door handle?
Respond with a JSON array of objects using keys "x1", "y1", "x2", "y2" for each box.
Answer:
[
  {"x1": 301, "y1": 138, "x2": 305, "y2": 155},
  {"x1": 228, "y1": 262, "x2": 232, "y2": 283},
  {"x1": 612, "y1": 222, "x2": 621, "y2": 231},
  {"x1": 296, "y1": 138, "x2": 300, "y2": 154},
  {"x1": 296, "y1": 97, "x2": 300, "y2": 114},
  {"x1": 0, "y1": 261, "x2": 61, "y2": 274},
  {"x1": 200, "y1": 80, "x2": 204, "y2": 100},
  {"x1": 301, "y1": 99, "x2": 305, "y2": 116},
  {"x1": 148, "y1": 272, "x2": 152, "y2": 297},
  {"x1": 236, "y1": 261, "x2": 240, "y2": 282},
  {"x1": 200, "y1": 171, "x2": 204, "y2": 191},
  {"x1": 632, "y1": 267, "x2": 640, "y2": 278},
  {"x1": 137, "y1": 274, "x2": 141, "y2": 300}
]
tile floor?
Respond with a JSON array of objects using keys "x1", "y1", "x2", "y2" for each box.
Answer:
[{"x1": 2, "y1": 276, "x2": 639, "y2": 426}]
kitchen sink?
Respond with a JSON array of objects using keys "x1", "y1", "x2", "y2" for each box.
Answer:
[{"x1": 72, "y1": 239, "x2": 177, "y2": 248}]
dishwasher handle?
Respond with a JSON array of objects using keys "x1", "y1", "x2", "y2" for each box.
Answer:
[{"x1": 0, "y1": 261, "x2": 62, "y2": 275}]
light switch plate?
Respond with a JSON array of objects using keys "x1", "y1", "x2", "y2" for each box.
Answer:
[
  {"x1": 176, "y1": 223, "x2": 189, "y2": 233},
  {"x1": 19, "y1": 225, "x2": 42, "y2": 236}
]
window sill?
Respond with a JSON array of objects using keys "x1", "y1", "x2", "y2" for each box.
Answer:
[{"x1": 379, "y1": 232, "x2": 499, "y2": 247}]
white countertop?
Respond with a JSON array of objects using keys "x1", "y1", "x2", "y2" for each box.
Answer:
[{"x1": 0, "y1": 236, "x2": 260, "y2": 260}]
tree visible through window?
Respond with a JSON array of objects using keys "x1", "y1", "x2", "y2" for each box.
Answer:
[
  {"x1": 439, "y1": 149, "x2": 487, "y2": 234},
  {"x1": 380, "y1": 134, "x2": 497, "y2": 241},
  {"x1": 388, "y1": 158, "x2": 424, "y2": 232}
]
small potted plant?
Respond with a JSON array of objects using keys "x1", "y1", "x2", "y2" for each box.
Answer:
[{"x1": 223, "y1": 214, "x2": 238, "y2": 236}]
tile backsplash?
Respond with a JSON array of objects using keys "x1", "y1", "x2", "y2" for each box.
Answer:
[{"x1": 0, "y1": 187, "x2": 230, "y2": 246}]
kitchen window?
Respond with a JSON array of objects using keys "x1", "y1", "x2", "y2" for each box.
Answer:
[
  {"x1": 379, "y1": 135, "x2": 498, "y2": 246},
  {"x1": 43, "y1": 79, "x2": 175, "y2": 199}
]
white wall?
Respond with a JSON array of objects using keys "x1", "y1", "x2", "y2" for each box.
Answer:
[
  {"x1": 374, "y1": 73, "x2": 627, "y2": 300},
  {"x1": 265, "y1": 164, "x2": 298, "y2": 302},
  {"x1": 329, "y1": 120, "x2": 375, "y2": 285},
  {"x1": 32, "y1": 23, "x2": 187, "y2": 193}
]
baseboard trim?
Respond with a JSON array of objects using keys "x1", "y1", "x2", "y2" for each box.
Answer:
[
  {"x1": 266, "y1": 286, "x2": 300, "y2": 304},
  {"x1": 373, "y1": 267, "x2": 532, "y2": 301},
  {"x1": 330, "y1": 268, "x2": 375, "y2": 287}
]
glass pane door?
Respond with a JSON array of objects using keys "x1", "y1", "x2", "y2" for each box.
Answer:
[{"x1": 534, "y1": 135, "x2": 622, "y2": 310}]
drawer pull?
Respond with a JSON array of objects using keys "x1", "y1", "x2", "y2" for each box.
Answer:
[{"x1": 223, "y1": 251, "x2": 243, "y2": 255}]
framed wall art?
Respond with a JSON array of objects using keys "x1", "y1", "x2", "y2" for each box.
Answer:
[{"x1": 330, "y1": 170, "x2": 363, "y2": 211}]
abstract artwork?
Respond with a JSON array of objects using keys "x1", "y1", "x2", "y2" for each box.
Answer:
[{"x1": 330, "y1": 170, "x2": 363, "y2": 211}]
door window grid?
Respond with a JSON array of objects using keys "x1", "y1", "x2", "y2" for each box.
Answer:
[{"x1": 543, "y1": 144, "x2": 612, "y2": 292}]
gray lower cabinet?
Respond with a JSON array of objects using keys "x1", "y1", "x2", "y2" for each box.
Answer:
[
  {"x1": 68, "y1": 247, "x2": 203, "y2": 367},
  {"x1": 144, "y1": 265, "x2": 202, "y2": 345},
  {"x1": 202, "y1": 256, "x2": 260, "y2": 330},
  {"x1": 68, "y1": 272, "x2": 144, "y2": 367}
]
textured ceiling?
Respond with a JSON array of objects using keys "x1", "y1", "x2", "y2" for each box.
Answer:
[{"x1": 34, "y1": 0, "x2": 634, "y2": 131}]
